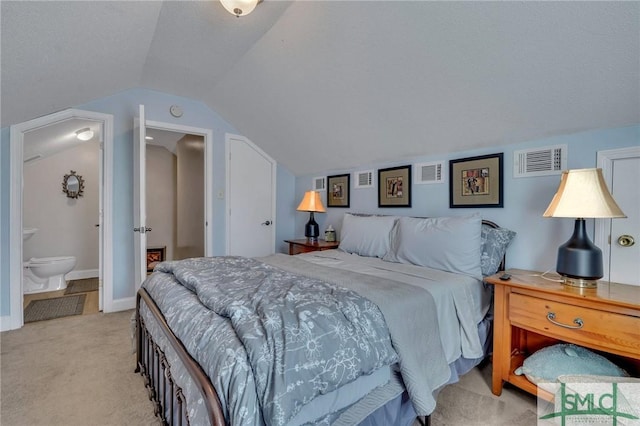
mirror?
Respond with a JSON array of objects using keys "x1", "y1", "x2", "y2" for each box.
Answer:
[{"x1": 62, "y1": 170, "x2": 85, "y2": 199}]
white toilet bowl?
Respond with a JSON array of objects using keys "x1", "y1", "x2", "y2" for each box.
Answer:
[{"x1": 23, "y1": 256, "x2": 76, "y2": 294}]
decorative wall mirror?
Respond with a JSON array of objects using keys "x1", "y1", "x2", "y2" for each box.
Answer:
[{"x1": 62, "y1": 170, "x2": 85, "y2": 199}]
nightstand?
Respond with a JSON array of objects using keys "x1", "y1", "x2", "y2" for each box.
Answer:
[
  {"x1": 486, "y1": 269, "x2": 640, "y2": 400},
  {"x1": 284, "y1": 239, "x2": 340, "y2": 255}
]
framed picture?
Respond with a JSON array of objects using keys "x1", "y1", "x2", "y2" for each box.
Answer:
[
  {"x1": 378, "y1": 165, "x2": 411, "y2": 208},
  {"x1": 327, "y1": 174, "x2": 350, "y2": 207},
  {"x1": 449, "y1": 153, "x2": 503, "y2": 208},
  {"x1": 146, "y1": 246, "x2": 166, "y2": 272}
]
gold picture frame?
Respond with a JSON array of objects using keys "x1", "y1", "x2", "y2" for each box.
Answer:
[
  {"x1": 378, "y1": 165, "x2": 411, "y2": 207},
  {"x1": 327, "y1": 174, "x2": 350, "y2": 207},
  {"x1": 449, "y1": 153, "x2": 503, "y2": 208}
]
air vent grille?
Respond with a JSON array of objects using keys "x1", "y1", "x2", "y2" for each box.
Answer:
[
  {"x1": 514, "y1": 145, "x2": 567, "y2": 178},
  {"x1": 354, "y1": 170, "x2": 374, "y2": 189},
  {"x1": 312, "y1": 176, "x2": 326, "y2": 191},
  {"x1": 414, "y1": 161, "x2": 445, "y2": 184}
]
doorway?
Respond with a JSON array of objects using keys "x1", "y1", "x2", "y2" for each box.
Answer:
[
  {"x1": 8, "y1": 109, "x2": 114, "y2": 330},
  {"x1": 596, "y1": 146, "x2": 640, "y2": 286},
  {"x1": 132, "y1": 110, "x2": 213, "y2": 290},
  {"x1": 145, "y1": 129, "x2": 206, "y2": 264}
]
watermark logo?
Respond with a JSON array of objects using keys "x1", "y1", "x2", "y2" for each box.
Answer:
[{"x1": 538, "y1": 381, "x2": 640, "y2": 425}]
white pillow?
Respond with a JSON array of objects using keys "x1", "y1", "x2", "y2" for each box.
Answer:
[
  {"x1": 383, "y1": 214, "x2": 483, "y2": 280},
  {"x1": 338, "y1": 214, "x2": 398, "y2": 258}
]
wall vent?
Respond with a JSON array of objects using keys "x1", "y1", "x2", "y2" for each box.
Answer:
[
  {"x1": 354, "y1": 170, "x2": 374, "y2": 189},
  {"x1": 514, "y1": 144, "x2": 567, "y2": 178},
  {"x1": 414, "y1": 161, "x2": 445, "y2": 184},
  {"x1": 312, "y1": 176, "x2": 326, "y2": 191}
]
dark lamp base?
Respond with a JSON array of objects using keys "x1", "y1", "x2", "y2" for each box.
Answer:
[
  {"x1": 556, "y1": 218, "x2": 603, "y2": 288},
  {"x1": 304, "y1": 212, "x2": 319, "y2": 241}
]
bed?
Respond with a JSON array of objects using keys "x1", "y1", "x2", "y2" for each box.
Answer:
[{"x1": 135, "y1": 213, "x2": 516, "y2": 426}]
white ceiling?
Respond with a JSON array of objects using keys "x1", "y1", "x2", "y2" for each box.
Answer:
[{"x1": 2, "y1": 1, "x2": 638, "y2": 176}]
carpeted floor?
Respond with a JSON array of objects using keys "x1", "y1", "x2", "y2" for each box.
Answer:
[{"x1": 0, "y1": 311, "x2": 537, "y2": 425}]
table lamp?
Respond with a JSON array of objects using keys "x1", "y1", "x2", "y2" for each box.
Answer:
[
  {"x1": 296, "y1": 190, "x2": 326, "y2": 242},
  {"x1": 543, "y1": 168, "x2": 626, "y2": 288}
]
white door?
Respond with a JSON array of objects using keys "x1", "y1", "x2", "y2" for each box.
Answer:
[
  {"x1": 133, "y1": 105, "x2": 148, "y2": 290},
  {"x1": 597, "y1": 147, "x2": 640, "y2": 286},
  {"x1": 226, "y1": 134, "x2": 276, "y2": 257}
]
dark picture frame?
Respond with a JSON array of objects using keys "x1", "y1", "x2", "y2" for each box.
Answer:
[
  {"x1": 327, "y1": 174, "x2": 350, "y2": 207},
  {"x1": 146, "y1": 246, "x2": 166, "y2": 272},
  {"x1": 449, "y1": 153, "x2": 503, "y2": 208},
  {"x1": 378, "y1": 165, "x2": 412, "y2": 208}
]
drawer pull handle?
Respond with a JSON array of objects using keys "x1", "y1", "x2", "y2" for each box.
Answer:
[{"x1": 546, "y1": 312, "x2": 584, "y2": 329}]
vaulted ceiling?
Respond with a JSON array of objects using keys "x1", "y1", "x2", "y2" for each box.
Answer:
[{"x1": 2, "y1": 1, "x2": 638, "y2": 176}]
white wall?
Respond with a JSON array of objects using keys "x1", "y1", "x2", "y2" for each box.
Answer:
[
  {"x1": 23, "y1": 141, "x2": 100, "y2": 272},
  {"x1": 176, "y1": 136, "x2": 204, "y2": 259},
  {"x1": 146, "y1": 145, "x2": 176, "y2": 262}
]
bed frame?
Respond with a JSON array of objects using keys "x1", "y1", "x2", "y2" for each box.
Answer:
[{"x1": 135, "y1": 220, "x2": 504, "y2": 426}]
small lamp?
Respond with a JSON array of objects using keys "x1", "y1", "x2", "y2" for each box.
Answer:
[
  {"x1": 543, "y1": 168, "x2": 626, "y2": 288},
  {"x1": 296, "y1": 191, "x2": 326, "y2": 242}
]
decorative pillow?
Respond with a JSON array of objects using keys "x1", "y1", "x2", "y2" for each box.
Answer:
[
  {"x1": 338, "y1": 214, "x2": 398, "y2": 258},
  {"x1": 514, "y1": 344, "x2": 628, "y2": 384},
  {"x1": 480, "y1": 225, "x2": 516, "y2": 276},
  {"x1": 383, "y1": 214, "x2": 483, "y2": 280}
]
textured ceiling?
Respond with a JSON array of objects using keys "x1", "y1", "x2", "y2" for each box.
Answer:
[{"x1": 2, "y1": 1, "x2": 639, "y2": 176}]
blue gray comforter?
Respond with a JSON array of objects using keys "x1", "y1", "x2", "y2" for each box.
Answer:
[{"x1": 152, "y1": 256, "x2": 398, "y2": 426}]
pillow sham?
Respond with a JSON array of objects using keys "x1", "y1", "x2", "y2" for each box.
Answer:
[
  {"x1": 338, "y1": 214, "x2": 398, "y2": 258},
  {"x1": 383, "y1": 214, "x2": 483, "y2": 280},
  {"x1": 480, "y1": 225, "x2": 516, "y2": 276}
]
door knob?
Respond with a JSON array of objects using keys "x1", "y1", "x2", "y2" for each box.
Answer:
[
  {"x1": 133, "y1": 227, "x2": 153, "y2": 234},
  {"x1": 261, "y1": 220, "x2": 272, "y2": 226},
  {"x1": 617, "y1": 235, "x2": 635, "y2": 247}
]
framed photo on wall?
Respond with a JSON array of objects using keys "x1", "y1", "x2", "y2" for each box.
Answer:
[
  {"x1": 327, "y1": 174, "x2": 350, "y2": 207},
  {"x1": 378, "y1": 165, "x2": 411, "y2": 207},
  {"x1": 449, "y1": 153, "x2": 503, "y2": 208}
]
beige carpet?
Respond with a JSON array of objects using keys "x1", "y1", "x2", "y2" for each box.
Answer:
[
  {"x1": 1, "y1": 310, "x2": 537, "y2": 425},
  {"x1": 0, "y1": 311, "x2": 159, "y2": 426}
]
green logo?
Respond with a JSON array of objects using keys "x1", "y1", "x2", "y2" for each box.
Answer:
[{"x1": 540, "y1": 383, "x2": 639, "y2": 425}]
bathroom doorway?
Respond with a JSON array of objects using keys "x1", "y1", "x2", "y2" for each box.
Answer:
[{"x1": 8, "y1": 109, "x2": 114, "y2": 330}]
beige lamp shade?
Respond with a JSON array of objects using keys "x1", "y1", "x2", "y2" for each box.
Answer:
[
  {"x1": 543, "y1": 168, "x2": 626, "y2": 219},
  {"x1": 297, "y1": 191, "x2": 326, "y2": 213}
]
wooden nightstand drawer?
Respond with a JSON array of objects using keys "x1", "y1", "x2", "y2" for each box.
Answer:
[{"x1": 509, "y1": 292, "x2": 640, "y2": 357}]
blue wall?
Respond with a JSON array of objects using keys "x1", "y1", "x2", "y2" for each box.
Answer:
[
  {"x1": 1, "y1": 87, "x2": 638, "y2": 321},
  {"x1": 0, "y1": 88, "x2": 296, "y2": 317},
  {"x1": 295, "y1": 125, "x2": 639, "y2": 273}
]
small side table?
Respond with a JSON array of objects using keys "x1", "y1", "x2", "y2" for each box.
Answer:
[
  {"x1": 284, "y1": 239, "x2": 340, "y2": 255},
  {"x1": 486, "y1": 269, "x2": 640, "y2": 401}
]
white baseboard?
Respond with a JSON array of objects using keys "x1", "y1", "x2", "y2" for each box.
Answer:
[
  {"x1": 109, "y1": 296, "x2": 136, "y2": 312},
  {"x1": 66, "y1": 269, "x2": 99, "y2": 281},
  {"x1": 0, "y1": 315, "x2": 17, "y2": 332}
]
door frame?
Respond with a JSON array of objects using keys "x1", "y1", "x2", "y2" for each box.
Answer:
[
  {"x1": 225, "y1": 133, "x2": 277, "y2": 255},
  {"x1": 8, "y1": 109, "x2": 114, "y2": 330},
  {"x1": 595, "y1": 146, "x2": 640, "y2": 281},
  {"x1": 143, "y1": 119, "x2": 214, "y2": 256}
]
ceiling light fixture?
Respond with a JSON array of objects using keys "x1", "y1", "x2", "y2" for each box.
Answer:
[
  {"x1": 75, "y1": 128, "x2": 94, "y2": 141},
  {"x1": 220, "y1": 0, "x2": 260, "y2": 17}
]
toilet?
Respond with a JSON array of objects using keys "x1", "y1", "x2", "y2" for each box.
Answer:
[{"x1": 23, "y1": 256, "x2": 77, "y2": 294}]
